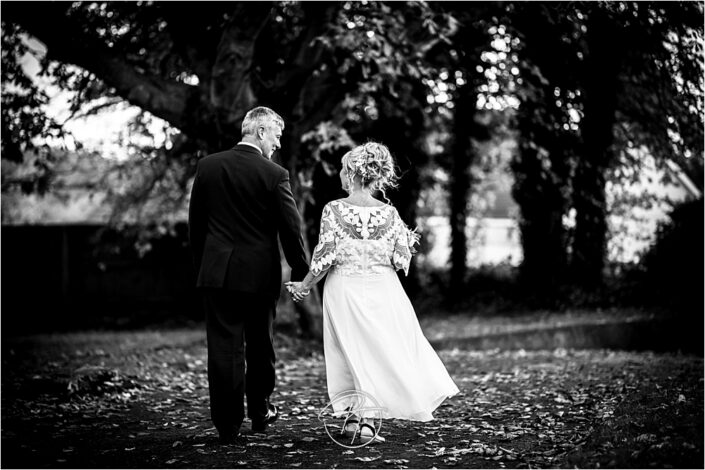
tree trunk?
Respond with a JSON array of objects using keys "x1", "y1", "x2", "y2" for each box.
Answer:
[
  {"x1": 512, "y1": 103, "x2": 571, "y2": 301},
  {"x1": 273, "y1": 124, "x2": 323, "y2": 340},
  {"x1": 262, "y1": 3, "x2": 346, "y2": 340},
  {"x1": 509, "y1": 5, "x2": 583, "y2": 302},
  {"x1": 569, "y1": 9, "x2": 621, "y2": 288},
  {"x1": 448, "y1": 90, "x2": 476, "y2": 301}
]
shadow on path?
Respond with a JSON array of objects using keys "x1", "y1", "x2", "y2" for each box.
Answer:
[{"x1": 2, "y1": 319, "x2": 702, "y2": 469}]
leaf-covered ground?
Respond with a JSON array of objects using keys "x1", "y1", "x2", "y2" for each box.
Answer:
[{"x1": 1, "y1": 324, "x2": 702, "y2": 469}]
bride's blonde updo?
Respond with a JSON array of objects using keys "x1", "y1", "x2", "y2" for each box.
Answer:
[{"x1": 341, "y1": 142, "x2": 398, "y2": 199}]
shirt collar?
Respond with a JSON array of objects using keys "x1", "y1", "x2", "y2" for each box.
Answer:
[{"x1": 237, "y1": 141, "x2": 264, "y2": 155}]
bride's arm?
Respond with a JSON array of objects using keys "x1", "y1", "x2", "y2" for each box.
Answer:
[{"x1": 300, "y1": 270, "x2": 327, "y2": 291}]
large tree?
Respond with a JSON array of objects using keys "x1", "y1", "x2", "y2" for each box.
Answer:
[
  {"x1": 443, "y1": 5, "x2": 496, "y2": 300},
  {"x1": 2, "y1": 1, "x2": 349, "y2": 337},
  {"x1": 570, "y1": 1, "x2": 704, "y2": 288},
  {"x1": 506, "y1": 1, "x2": 703, "y2": 299},
  {"x1": 506, "y1": 2, "x2": 581, "y2": 300},
  {"x1": 2, "y1": 0, "x2": 457, "y2": 223},
  {"x1": 2, "y1": 1, "x2": 457, "y2": 333},
  {"x1": 2, "y1": 2, "x2": 352, "y2": 158}
]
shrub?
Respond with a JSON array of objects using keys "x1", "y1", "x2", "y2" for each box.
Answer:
[{"x1": 638, "y1": 198, "x2": 704, "y2": 318}]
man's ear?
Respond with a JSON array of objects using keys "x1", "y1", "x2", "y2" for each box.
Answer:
[{"x1": 257, "y1": 126, "x2": 265, "y2": 140}]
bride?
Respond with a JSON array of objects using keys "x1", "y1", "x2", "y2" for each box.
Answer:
[{"x1": 286, "y1": 142, "x2": 459, "y2": 443}]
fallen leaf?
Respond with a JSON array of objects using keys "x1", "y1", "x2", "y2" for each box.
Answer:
[{"x1": 354, "y1": 456, "x2": 381, "y2": 462}]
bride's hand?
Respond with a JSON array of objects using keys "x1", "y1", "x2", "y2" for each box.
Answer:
[{"x1": 285, "y1": 282, "x2": 310, "y2": 303}]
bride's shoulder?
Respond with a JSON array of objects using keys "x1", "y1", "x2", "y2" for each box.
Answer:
[
  {"x1": 327, "y1": 199, "x2": 346, "y2": 208},
  {"x1": 383, "y1": 202, "x2": 399, "y2": 213},
  {"x1": 323, "y1": 199, "x2": 346, "y2": 214}
]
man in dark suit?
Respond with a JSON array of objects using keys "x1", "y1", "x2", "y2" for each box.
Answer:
[{"x1": 188, "y1": 106, "x2": 309, "y2": 444}]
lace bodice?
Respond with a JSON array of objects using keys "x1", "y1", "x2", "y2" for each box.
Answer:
[{"x1": 310, "y1": 200, "x2": 420, "y2": 277}]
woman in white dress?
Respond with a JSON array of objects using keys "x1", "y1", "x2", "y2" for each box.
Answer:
[{"x1": 286, "y1": 142, "x2": 459, "y2": 443}]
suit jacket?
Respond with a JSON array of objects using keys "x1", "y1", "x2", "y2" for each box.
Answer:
[{"x1": 188, "y1": 144, "x2": 309, "y2": 299}]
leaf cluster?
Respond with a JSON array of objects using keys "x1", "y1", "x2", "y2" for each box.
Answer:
[{"x1": 1, "y1": 25, "x2": 65, "y2": 162}]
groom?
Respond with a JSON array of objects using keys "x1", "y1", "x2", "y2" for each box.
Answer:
[{"x1": 188, "y1": 106, "x2": 309, "y2": 444}]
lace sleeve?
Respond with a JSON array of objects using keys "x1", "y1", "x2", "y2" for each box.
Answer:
[
  {"x1": 310, "y1": 203, "x2": 338, "y2": 277},
  {"x1": 392, "y1": 209, "x2": 420, "y2": 276}
]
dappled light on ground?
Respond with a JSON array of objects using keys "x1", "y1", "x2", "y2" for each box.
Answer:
[{"x1": 2, "y1": 327, "x2": 702, "y2": 468}]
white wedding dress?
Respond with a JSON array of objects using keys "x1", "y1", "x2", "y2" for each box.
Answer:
[{"x1": 310, "y1": 200, "x2": 459, "y2": 422}]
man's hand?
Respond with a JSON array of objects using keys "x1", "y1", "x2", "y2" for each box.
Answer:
[{"x1": 285, "y1": 281, "x2": 311, "y2": 303}]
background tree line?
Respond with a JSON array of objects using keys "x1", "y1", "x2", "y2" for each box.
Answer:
[{"x1": 2, "y1": 1, "x2": 703, "y2": 336}]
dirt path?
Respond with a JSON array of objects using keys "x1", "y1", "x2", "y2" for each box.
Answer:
[{"x1": 2, "y1": 326, "x2": 702, "y2": 468}]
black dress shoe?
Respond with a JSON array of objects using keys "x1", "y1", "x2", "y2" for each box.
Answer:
[{"x1": 252, "y1": 404, "x2": 279, "y2": 433}]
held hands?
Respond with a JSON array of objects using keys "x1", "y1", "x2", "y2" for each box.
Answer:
[{"x1": 285, "y1": 281, "x2": 311, "y2": 303}]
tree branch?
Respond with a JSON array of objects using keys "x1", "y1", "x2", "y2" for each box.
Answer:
[
  {"x1": 3, "y1": 2, "x2": 198, "y2": 132},
  {"x1": 158, "y1": 2, "x2": 235, "y2": 84},
  {"x1": 267, "y1": 3, "x2": 342, "y2": 112}
]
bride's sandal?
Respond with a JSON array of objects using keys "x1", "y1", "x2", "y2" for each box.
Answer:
[
  {"x1": 359, "y1": 422, "x2": 385, "y2": 444},
  {"x1": 342, "y1": 415, "x2": 360, "y2": 438}
]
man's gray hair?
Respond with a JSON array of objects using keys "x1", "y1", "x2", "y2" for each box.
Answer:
[{"x1": 241, "y1": 107, "x2": 285, "y2": 137}]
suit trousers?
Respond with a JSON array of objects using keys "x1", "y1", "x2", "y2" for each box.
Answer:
[{"x1": 202, "y1": 288, "x2": 276, "y2": 435}]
